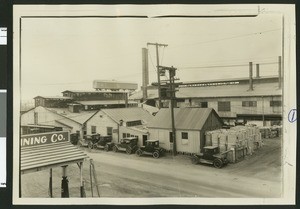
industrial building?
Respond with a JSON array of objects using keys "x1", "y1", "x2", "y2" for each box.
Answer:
[
  {"x1": 85, "y1": 107, "x2": 153, "y2": 146},
  {"x1": 21, "y1": 106, "x2": 97, "y2": 138},
  {"x1": 147, "y1": 108, "x2": 223, "y2": 154},
  {"x1": 130, "y1": 76, "x2": 282, "y2": 126}
]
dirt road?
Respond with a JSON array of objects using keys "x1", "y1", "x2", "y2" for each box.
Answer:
[{"x1": 21, "y1": 138, "x2": 281, "y2": 198}]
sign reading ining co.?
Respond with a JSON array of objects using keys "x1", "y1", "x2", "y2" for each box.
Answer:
[{"x1": 20, "y1": 131, "x2": 69, "y2": 147}]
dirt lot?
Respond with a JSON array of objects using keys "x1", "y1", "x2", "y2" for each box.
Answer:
[{"x1": 21, "y1": 137, "x2": 282, "y2": 198}]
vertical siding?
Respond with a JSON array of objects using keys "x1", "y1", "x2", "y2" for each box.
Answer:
[
  {"x1": 86, "y1": 111, "x2": 119, "y2": 143},
  {"x1": 149, "y1": 128, "x2": 200, "y2": 154},
  {"x1": 176, "y1": 130, "x2": 200, "y2": 154},
  {"x1": 21, "y1": 106, "x2": 83, "y2": 137},
  {"x1": 149, "y1": 128, "x2": 170, "y2": 151},
  {"x1": 119, "y1": 126, "x2": 149, "y2": 147}
]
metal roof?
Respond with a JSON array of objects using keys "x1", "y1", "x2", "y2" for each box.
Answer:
[
  {"x1": 129, "y1": 82, "x2": 282, "y2": 100},
  {"x1": 34, "y1": 96, "x2": 72, "y2": 100},
  {"x1": 21, "y1": 141, "x2": 88, "y2": 174},
  {"x1": 47, "y1": 108, "x2": 97, "y2": 125},
  {"x1": 76, "y1": 100, "x2": 137, "y2": 106},
  {"x1": 101, "y1": 107, "x2": 154, "y2": 124},
  {"x1": 147, "y1": 108, "x2": 221, "y2": 130}
]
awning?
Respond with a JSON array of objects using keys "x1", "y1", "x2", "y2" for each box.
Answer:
[{"x1": 20, "y1": 131, "x2": 88, "y2": 175}]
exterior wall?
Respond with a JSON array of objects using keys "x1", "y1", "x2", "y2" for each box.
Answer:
[
  {"x1": 85, "y1": 110, "x2": 119, "y2": 143},
  {"x1": 21, "y1": 106, "x2": 83, "y2": 137},
  {"x1": 149, "y1": 128, "x2": 201, "y2": 154},
  {"x1": 177, "y1": 96, "x2": 282, "y2": 117},
  {"x1": 119, "y1": 126, "x2": 149, "y2": 147},
  {"x1": 201, "y1": 112, "x2": 223, "y2": 151}
]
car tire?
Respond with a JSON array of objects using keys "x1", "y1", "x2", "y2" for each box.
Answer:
[
  {"x1": 88, "y1": 142, "x2": 93, "y2": 149},
  {"x1": 153, "y1": 151, "x2": 160, "y2": 158},
  {"x1": 136, "y1": 149, "x2": 143, "y2": 156},
  {"x1": 213, "y1": 158, "x2": 223, "y2": 168},
  {"x1": 113, "y1": 146, "x2": 118, "y2": 152},
  {"x1": 126, "y1": 147, "x2": 132, "y2": 154},
  {"x1": 104, "y1": 144, "x2": 109, "y2": 152},
  {"x1": 191, "y1": 155, "x2": 199, "y2": 164}
]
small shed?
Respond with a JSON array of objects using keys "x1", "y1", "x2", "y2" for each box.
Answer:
[
  {"x1": 147, "y1": 108, "x2": 223, "y2": 154},
  {"x1": 20, "y1": 131, "x2": 88, "y2": 197}
]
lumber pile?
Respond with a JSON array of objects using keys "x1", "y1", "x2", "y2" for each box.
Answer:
[{"x1": 205, "y1": 125, "x2": 263, "y2": 163}]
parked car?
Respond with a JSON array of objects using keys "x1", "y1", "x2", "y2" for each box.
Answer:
[
  {"x1": 190, "y1": 146, "x2": 229, "y2": 168},
  {"x1": 112, "y1": 137, "x2": 138, "y2": 154},
  {"x1": 136, "y1": 140, "x2": 165, "y2": 158}
]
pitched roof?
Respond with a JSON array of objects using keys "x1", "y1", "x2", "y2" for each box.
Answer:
[
  {"x1": 46, "y1": 108, "x2": 98, "y2": 125},
  {"x1": 101, "y1": 107, "x2": 154, "y2": 124},
  {"x1": 21, "y1": 141, "x2": 88, "y2": 174},
  {"x1": 147, "y1": 108, "x2": 221, "y2": 130}
]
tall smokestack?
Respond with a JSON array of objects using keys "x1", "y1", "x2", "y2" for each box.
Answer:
[
  {"x1": 256, "y1": 64, "x2": 260, "y2": 78},
  {"x1": 278, "y1": 56, "x2": 282, "y2": 89},
  {"x1": 249, "y1": 62, "x2": 253, "y2": 91},
  {"x1": 142, "y1": 48, "x2": 149, "y2": 100}
]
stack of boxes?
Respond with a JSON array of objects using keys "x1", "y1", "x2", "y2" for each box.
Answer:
[{"x1": 205, "y1": 125, "x2": 263, "y2": 163}]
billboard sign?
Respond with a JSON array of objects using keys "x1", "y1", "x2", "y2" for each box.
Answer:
[{"x1": 20, "y1": 131, "x2": 69, "y2": 147}]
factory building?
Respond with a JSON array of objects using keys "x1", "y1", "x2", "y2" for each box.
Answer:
[{"x1": 130, "y1": 76, "x2": 282, "y2": 126}]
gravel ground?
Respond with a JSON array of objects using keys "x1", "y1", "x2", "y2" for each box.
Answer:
[{"x1": 20, "y1": 137, "x2": 282, "y2": 198}]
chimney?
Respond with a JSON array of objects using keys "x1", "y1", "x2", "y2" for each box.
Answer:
[
  {"x1": 278, "y1": 56, "x2": 282, "y2": 89},
  {"x1": 249, "y1": 62, "x2": 253, "y2": 91},
  {"x1": 142, "y1": 48, "x2": 149, "y2": 100},
  {"x1": 256, "y1": 64, "x2": 260, "y2": 78}
]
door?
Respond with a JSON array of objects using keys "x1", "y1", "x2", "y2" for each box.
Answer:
[
  {"x1": 142, "y1": 135, "x2": 148, "y2": 146},
  {"x1": 169, "y1": 132, "x2": 174, "y2": 150}
]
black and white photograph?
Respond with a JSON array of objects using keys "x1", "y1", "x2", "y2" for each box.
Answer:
[{"x1": 13, "y1": 4, "x2": 296, "y2": 205}]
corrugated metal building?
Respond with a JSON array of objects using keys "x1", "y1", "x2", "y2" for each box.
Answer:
[
  {"x1": 147, "y1": 108, "x2": 223, "y2": 154},
  {"x1": 130, "y1": 76, "x2": 282, "y2": 125}
]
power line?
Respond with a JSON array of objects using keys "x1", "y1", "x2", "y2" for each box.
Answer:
[
  {"x1": 168, "y1": 28, "x2": 281, "y2": 49},
  {"x1": 178, "y1": 62, "x2": 277, "y2": 70}
]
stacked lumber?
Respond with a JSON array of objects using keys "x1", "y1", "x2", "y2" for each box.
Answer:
[{"x1": 205, "y1": 125, "x2": 262, "y2": 163}]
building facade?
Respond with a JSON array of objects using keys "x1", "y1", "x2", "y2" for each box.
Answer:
[{"x1": 147, "y1": 108, "x2": 223, "y2": 154}]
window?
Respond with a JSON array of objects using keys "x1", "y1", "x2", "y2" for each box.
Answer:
[
  {"x1": 34, "y1": 112, "x2": 38, "y2": 124},
  {"x1": 126, "y1": 120, "x2": 142, "y2": 127},
  {"x1": 181, "y1": 132, "x2": 188, "y2": 139},
  {"x1": 181, "y1": 132, "x2": 188, "y2": 145},
  {"x1": 218, "y1": 101, "x2": 231, "y2": 111},
  {"x1": 200, "y1": 102, "x2": 208, "y2": 108},
  {"x1": 242, "y1": 101, "x2": 257, "y2": 107},
  {"x1": 107, "y1": 127, "x2": 113, "y2": 135},
  {"x1": 91, "y1": 126, "x2": 96, "y2": 134},
  {"x1": 270, "y1": 101, "x2": 282, "y2": 107},
  {"x1": 169, "y1": 132, "x2": 174, "y2": 143},
  {"x1": 122, "y1": 133, "x2": 126, "y2": 138}
]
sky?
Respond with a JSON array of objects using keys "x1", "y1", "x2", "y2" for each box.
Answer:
[{"x1": 20, "y1": 13, "x2": 282, "y2": 101}]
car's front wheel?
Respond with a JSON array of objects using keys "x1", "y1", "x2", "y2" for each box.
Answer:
[{"x1": 213, "y1": 158, "x2": 223, "y2": 168}]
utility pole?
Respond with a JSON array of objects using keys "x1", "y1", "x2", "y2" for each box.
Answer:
[
  {"x1": 159, "y1": 66, "x2": 180, "y2": 156},
  {"x1": 147, "y1": 42, "x2": 168, "y2": 109}
]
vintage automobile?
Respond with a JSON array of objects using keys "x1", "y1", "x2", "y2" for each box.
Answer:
[
  {"x1": 112, "y1": 137, "x2": 138, "y2": 154},
  {"x1": 88, "y1": 135, "x2": 113, "y2": 151},
  {"x1": 77, "y1": 133, "x2": 100, "y2": 147},
  {"x1": 135, "y1": 140, "x2": 165, "y2": 158},
  {"x1": 190, "y1": 146, "x2": 229, "y2": 168}
]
